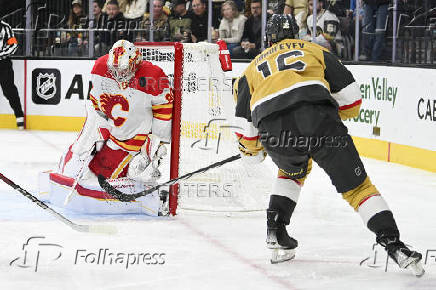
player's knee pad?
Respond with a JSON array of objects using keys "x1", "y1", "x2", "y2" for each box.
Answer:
[
  {"x1": 295, "y1": 158, "x2": 312, "y2": 186},
  {"x1": 342, "y1": 176, "x2": 380, "y2": 210}
]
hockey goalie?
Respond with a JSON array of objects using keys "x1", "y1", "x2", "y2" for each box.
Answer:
[{"x1": 38, "y1": 40, "x2": 173, "y2": 216}]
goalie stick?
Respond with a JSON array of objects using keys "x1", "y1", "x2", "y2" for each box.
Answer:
[
  {"x1": 98, "y1": 154, "x2": 241, "y2": 202},
  {"x1": 0, "y1": 173, "x2": 117, "y2": 234}
]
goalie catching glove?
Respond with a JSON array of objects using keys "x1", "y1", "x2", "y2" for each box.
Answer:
[{"x1": 127, "y1": 135, "x2": 167, "y2": 181}]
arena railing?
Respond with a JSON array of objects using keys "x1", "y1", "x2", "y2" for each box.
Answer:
[{"x1": 4, "y1": 0, "x2": 436, "y2": 67}]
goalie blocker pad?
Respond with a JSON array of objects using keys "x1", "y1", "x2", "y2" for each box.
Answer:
[{"x1": 38, "y1": 171, "x2": 161, "y2": 216}]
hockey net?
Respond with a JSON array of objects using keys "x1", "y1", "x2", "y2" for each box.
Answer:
[{"x1": 135, "y1": 42, "x2": 273, "y2": 215}]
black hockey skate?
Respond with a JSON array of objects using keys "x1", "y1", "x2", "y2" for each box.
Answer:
[
  {"x1": 378, "y1": 235, "x2": 425, "y2": 277},
  {"x1": 267, "y1": 210, "x2": 298, "y2": 264}
]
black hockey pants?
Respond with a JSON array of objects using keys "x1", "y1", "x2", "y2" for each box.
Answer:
[{"x1": 258, "y1": 102, "x2": 367, "y2": 193}]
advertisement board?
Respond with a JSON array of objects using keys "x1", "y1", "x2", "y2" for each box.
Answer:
[{"x1": 0, "y1": 60, "x2": 434, "y2": 170}]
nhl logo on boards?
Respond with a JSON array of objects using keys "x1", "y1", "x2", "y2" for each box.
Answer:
[
  {"x1": 32, "y1": 68, "x2": 61, "y2": 105},
  {"x1": 37, "y1": 73, "x2": 56, "y2": 100}
]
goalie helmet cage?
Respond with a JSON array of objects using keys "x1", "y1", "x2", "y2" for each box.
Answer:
[{"x1": 135, "y1": 42, "x2": 272, "y2": 216}]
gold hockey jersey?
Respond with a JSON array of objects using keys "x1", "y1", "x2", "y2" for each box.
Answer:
[{"x1": 234, "y1": 38, "x2": 361, "y2": 127}]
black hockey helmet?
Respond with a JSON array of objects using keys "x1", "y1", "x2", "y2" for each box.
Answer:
[{"x1": 266, "y1": 14, "x2": 299, "y2": 46}]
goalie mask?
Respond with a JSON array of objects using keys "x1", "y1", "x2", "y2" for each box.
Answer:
[
  {"x1": 107, "y1": 40, "x2": 142, "y2": 84},
  {"x1": 266, "y1": 14, "x2": 299, "y2": 46}
]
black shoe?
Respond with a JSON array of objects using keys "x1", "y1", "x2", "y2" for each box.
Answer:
[{"x1": 16, "y1": 117, "x2": 24, "y2": 130}]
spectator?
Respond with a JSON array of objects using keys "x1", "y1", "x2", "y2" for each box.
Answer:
[
  {"x1": 0, "y1": 20, "x2": 24, "y2": 129},
  {"x1": 325, "y1": 0, "x2": 349, "y2": 17},
  {"x1": 140, "y1": 0, "x2": 170, "y2": 41},
  {"x1": 105, "y1": 0, "x2": 128, "y2": 45},
  {"x1": 66, "y1": 0, "x2": 87, "y2": 56},
  {"x1": 284, "y1": 0, "x2": 308, "y2": 36},
  {"x1": 217, "y1": 0, "x2": 246, "y2": 54},
  {"x1": 103, "y1": 0, "x2": 128, "y2": 13},
  {"x1": 267, "y1": 0, "x2": 286, "y2": 15},
  {"x1": 169, "y1": 0, "x2": 192, "y2": 42},
  {"x1": 189, "y1": 0, "x2": 208, "y2": 42},
  {"x1": 306, "y1": 0, "x2": 343, "y2": 54},
  {"x1": 232, "y1": 0, "x2": 262, "y2": 59},
  {"x1": 93, "y1": 0, "x2": 109, "y2": 56},
  {"x1": 124, "y1": 0, "x2": 147, "y2": 20},
  {"x1": 359, "y1": 0, "x2": 389, "y2": 61},
  {"x1": 349, "y1": 0, "x2": 364, "y2": 19}
]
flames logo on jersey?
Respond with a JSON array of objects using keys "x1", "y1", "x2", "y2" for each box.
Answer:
[{"x1": 100, "y1": 93, "x2": 129, "y2": 127}]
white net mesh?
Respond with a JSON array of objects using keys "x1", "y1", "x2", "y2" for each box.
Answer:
[{"x1": 137, "y1": 43, "x2": 273, "y2": 214}]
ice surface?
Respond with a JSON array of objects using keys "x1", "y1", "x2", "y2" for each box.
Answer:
[{"x1": 0, "y1": 129, "x2": 435, "y2": 290}]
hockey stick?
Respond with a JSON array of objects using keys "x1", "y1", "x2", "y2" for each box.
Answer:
[
  {"x1": 98, "y1": 154, "x2": 241, "y2": 202},
  {"x1": 0, "y1": 173, "x2": 117, "y2": 234}
]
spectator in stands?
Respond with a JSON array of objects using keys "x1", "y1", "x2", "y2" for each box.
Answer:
[
  {"x1": 66, "y1": 0, "x2": 87, "y2": 56},
  {"x1": 232, "y1": 0, "x2": 262, "y2": 59},
  {"x1": 189, "y1": 0, "x2": 208, "y2": 42},
  {"x1": 169, "y1": 0, "x2": 192, "y2": 42},
  {"x1": 105, "y1": 0, "x2": 128, "y2": 44},
  {"x1": 93, "y1": 0, "x2": 109, "y2": 56},
  {"x1": 325, "y1": 0, "x2": 349, "y2": 17},
  {"x1": 217, "y1": 0, "x2": 246, "y2": 54},
  {"x1": 349, "y1": 0, "x2": 364, "y2": 20},
  {"x1": 306, "y1": 0, "x2": 344, "y2": 55},
  {"x1": 103, "y1": 0, "x2": 128, "y2": 13},
  {"x1": 124, "y1": 0, "x2": 147, "y2": 20},
  {"x1": 267, "y1": 0, "x2": 286, "y2": 15},
  {"x1": 359, "y1": 0, "x2": 389, "y2": 61},
  {"x1": 140, "y1": 0, "x2": 170, "y2": 41},
  {"x1": 284, "y1": 0, "x2": 308, "y2": 37}
]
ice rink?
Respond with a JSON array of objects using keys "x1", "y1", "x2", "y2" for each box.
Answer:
[{"x1": 0, "y1": 129, "x2": 435, "y2": 290}]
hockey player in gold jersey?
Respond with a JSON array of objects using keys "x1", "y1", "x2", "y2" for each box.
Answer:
[{"x1": 233, "y1": 14, "x2": 424, "y2": 276}]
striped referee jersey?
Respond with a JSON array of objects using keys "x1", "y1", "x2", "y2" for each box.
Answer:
[{"x1": 0, "y1": 21, "x2": 18, "y2": 59}]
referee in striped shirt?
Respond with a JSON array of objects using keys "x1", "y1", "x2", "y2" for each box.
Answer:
[{"x1": 0, "y1": 20, "x2": 24, "y2": 129}]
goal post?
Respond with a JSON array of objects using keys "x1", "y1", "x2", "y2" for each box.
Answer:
[{"x1": 135, "y1": 42, "x2": 272, "y2": 215}]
